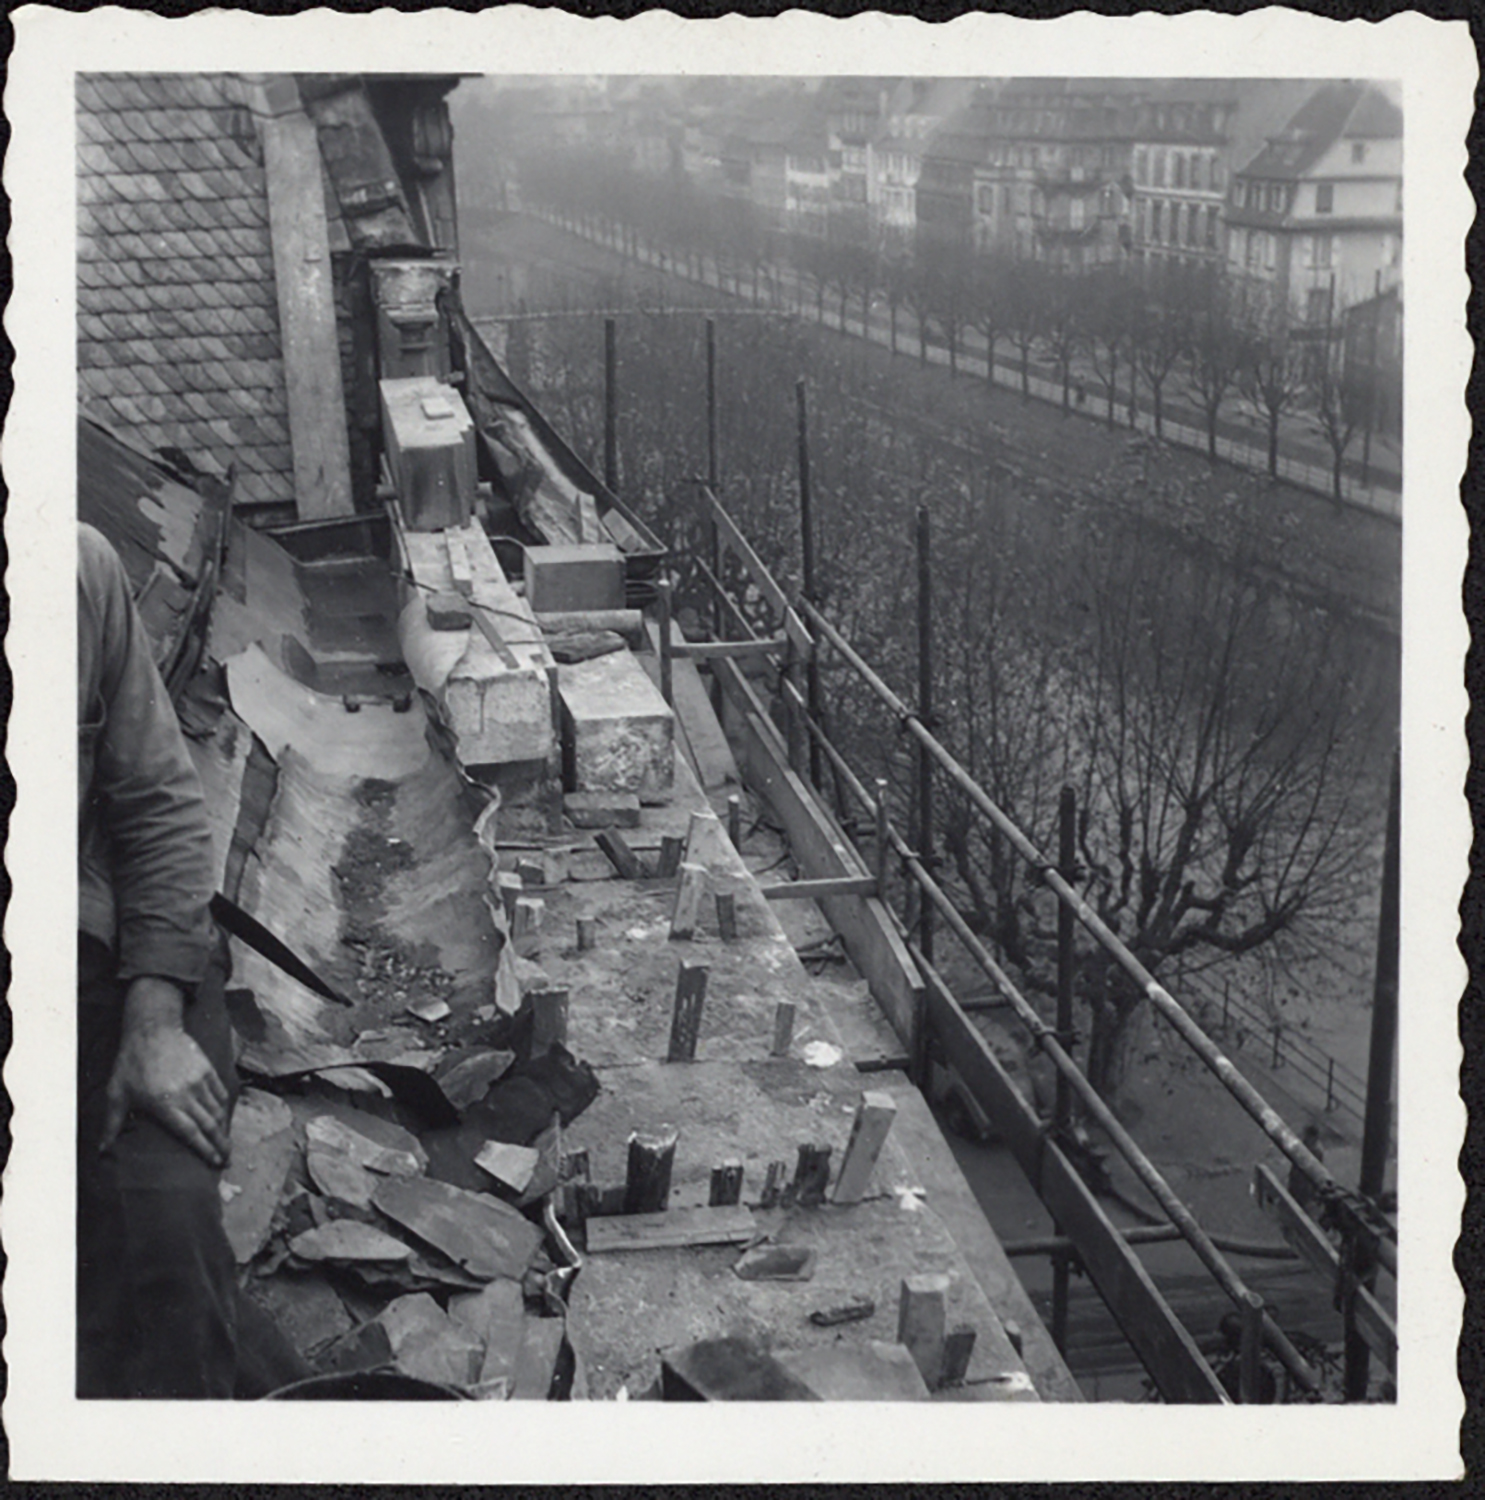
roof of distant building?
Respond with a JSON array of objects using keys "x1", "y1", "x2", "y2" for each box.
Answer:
[
  {"x1": 77, "y1": 73, "x2": 293, "y2": 510},
  {"x1": 1238, "y1": 81, "x2": 1401, "y2": 180}
]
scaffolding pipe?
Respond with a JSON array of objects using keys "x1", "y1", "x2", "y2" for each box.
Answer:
[
  {"x1": 1052, "y1": 784, "x2": 1077, "y2": 1351},
  {"x1": 794, "y1": 593, "x2": 1395, "y2": 1280},
  {"x1": 916, "y1": 504, "x2": 935, "y2": 965},
  {"x1": 603, "y1": 317, "x2": 618, "y2": 494},
  {"x1": 797, "y1": 379, "x2": 823, "y2": 791},
  {"x1": 778, "y1": 674, "x2": 1319, "y2": 1392}
]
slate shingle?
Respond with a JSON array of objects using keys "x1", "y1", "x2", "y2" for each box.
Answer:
[{"x1": 78, "y1": 72, "x2": 292, "y2": 498}]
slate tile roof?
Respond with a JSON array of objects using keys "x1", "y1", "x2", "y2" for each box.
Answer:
[{"x1": 77, "y1": 73, "x2": 294, "y2": 510}]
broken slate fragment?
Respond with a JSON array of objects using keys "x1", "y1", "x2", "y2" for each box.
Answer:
[
  {"x1": 306, "y1": 1113, "x2": 427, "y2": 1177},
  {"x1": 475, "y1": 1140, "x2": 540, "y2": 1195},
  {"x1": 449, "y1": 1278, "x2": 526, "y2": 1387},
  {"x1": 221, "y1": 1091, "x2": 298, "y2": 1264},
  {"x1": 290, "y1": 1220, "x2": 414, "y2": 1263},
  {"x1": 306, "y1": 1146, "x2": 380, "y2": 1210},
  {"x1": 407, "y1": 997, "x2": 452, "y2": 1025},
  {"x1": 371, "y1": 1175, "x2": 544, "y2": 1283},
  {"x1": 436, "y1": 1048, "x2": 516, "y2": 1112}
]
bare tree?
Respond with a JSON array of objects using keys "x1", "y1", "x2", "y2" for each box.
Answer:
[
  {"x1": 1005, "y1": 258, "x2": 1047, "y2": 402},
  {"x1": 1040, "y1": 270, "x2": 1085, "y2": 413},
  {"x1": 968, "y1": 248, "x2": 1012, "y2": 389},
  {"x1": 1185, "y1": 266, "x2": 1249, "y2": 460},
  {"x1": 1239, "y1": 293, "x2": 1309, "y2": 481},
  {"x1": 1063, "y1": 518, "x2": 1382, "y2": 1095},
  {"x1": 1308, "y1": 329, "x2": 1368, "y2": 503},
  {"x1": 1131, "y1": 264, "x2": 1192, "y2": 441},
  {"x1": 1083, "y1": 267, "x2": 1137, "y2": 430}
]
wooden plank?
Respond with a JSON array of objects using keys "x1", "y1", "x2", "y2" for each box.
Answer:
[
  {"x1": 830, "y1": 1091, "x2": 898, "y2": 1205},
  {"x1": 585, "y1": 1204, "x2": 757, "y2": 1254},
  {"x1": 1254, "y1": 1164, "x2": 1396, "y2": 1371},
  {"x1": 919, "y1": 964, "x2": 1228, "y2": 1403},
  {"x1": 762, "y1": 875, "x2": 879, "y2": 901},
  {"x1": 714, "y1": 656, "x2": 924, "y2": 1046},
  {"x1": 248, "y1": 77, "x2": 352, "y2": 519},
  {"x1": 641, "y1": 618, "x2": 741, "y2": 791}
]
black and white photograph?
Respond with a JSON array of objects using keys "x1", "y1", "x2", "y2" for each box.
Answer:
[{"x1": 3, "y1": 4, "x2": 1471, "y2": 1484}]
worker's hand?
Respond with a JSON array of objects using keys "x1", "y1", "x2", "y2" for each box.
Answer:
[{"x1": 101, "y1": 976, "x2": 231, "y2": 1168}]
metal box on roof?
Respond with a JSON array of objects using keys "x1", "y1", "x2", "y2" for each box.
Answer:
[{"x1": 379, "y1": 375, "x2": 476, "y2": 531}]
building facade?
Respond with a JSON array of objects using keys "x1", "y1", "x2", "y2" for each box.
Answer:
[{"x1": 1224, "y1": 81, "x2": 1402, "y2": 323}]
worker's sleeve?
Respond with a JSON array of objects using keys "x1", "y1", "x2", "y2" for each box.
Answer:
[{"x1": 80, "y1": 527, "x2": 216, "y2": 988}]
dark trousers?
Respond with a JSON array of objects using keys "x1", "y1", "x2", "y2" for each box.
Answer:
[{"x1": 76, "y1": 935, "x2": 306, "y2": 1399}]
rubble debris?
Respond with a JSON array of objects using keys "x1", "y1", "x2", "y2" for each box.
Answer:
[
  {"x1": 317, "y1": 1317, "x2": 395, "y2": 1376},
  {"x1": 512, "y1": 1315, "x2": 567, "y2": 1399},
  {"x1": 371, "y1": 1175, "x2": 544, "y2": 1282},
  {"x1": 289, "y1": 1221, "x2": 414, "y2": 1263},
  {"x1": 449, "y1": 1278, "x2": 526, "y2": 1388},
  {"x1": 306, "y1": 1144, "x2": 380, "y2": 1210}
]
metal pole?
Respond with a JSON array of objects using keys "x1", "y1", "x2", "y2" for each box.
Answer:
[
  {"x1": 874, "y1": 778, "x2": 890, "y2": 900},
  {"x1": 706, "y1": 318, "x2": 721, "y2": 641},
  {"x1": 604, "y1": 317, "x2": 618, "y2": 495},
  {"x1": 1361, "y1": 751, "x2": 1399, "y2": 1199},
  {"x1": 1052, "y1": 785, "x2": 1077, "y2": 1352},
  {"x1": 797, "y1": 379, "x2": 823, "y2": 790},
  {"x1": 1238, "y1": 1290, "x2": 1265, "y2": 1403},
  {"x1": 916, "y1": 504, "x2": 934, "y2": 965},
  {"x1": 1347, "y1": 750, "x2": 1399, "y2": 1400},
  {"x1": 793, "y1": 591, "x2": 1395, "y2": 1279},
  {"x1": 656, "y1": 574, "x2": 674, "y2": 708}
]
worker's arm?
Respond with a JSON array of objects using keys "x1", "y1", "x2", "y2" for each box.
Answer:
[{"x1": 79, "y1": 526, "x2": 228, "y2": 1166}]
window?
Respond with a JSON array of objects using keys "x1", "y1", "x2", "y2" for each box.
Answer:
[
  {"x1": 1191, "y1": 154, "x2": 1205, "y2": 191},
  {"x1": 1173, "y1": 154, "x2": 1186, "y2": 189},
  {"x1": 1315, "y1": 182, "x2": 1334, "y2": 213},
  {"x1": 1204, "y1": 204, "x2": 1217, "y2": 249},
  {"x1": 1153, "y1": 200, "x2": 1165, "y2": 242},
  {"x1": 1312, "y1": 233, "x2": 1332, "y2": 268},
  {"x1": 1233, "y1": 179, "x2": 1246, "y2": 209},
  {"x1": 1069, "y1": 197, "x2": 1085, "y2": 230},
  {"x1": 1175, "y1": 203, "x2": 1187, "y2": 244},
  {"x1": 1306, "y1": 286, "x2": 1331, "y2": 324},
  {"x1": 1245, "y1": 229, "x2": 1258, "y2": 268},
  {"x1": 1154, "y1": 149, "x2": 1167, "y2": 187},
  {"x1": 1351, "y1": 141, "x2": 1367, "y2": 164},
  {"x1": 1142, "y1": 196, "x2": 1153, "y2": 239}
]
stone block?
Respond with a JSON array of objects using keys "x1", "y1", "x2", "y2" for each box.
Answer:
[
  {"x1": 563, "y1": 791, "x2": 641, "y2": 829},
  {"x1": 380, "y1": 375, "x2": 476, "y2": 530},
  {"x1": 558, "y1": 651, "x2": 674, "y2": 797},
  {"x1": 524, "y1": 543, "x2": 626, "y2": 614}
]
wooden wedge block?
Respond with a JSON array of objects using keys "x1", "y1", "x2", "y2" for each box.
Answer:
[
  {"x1": 666, "y1": 962, "x2": 709, "y2": 1062},
  {"x1": 669, "y1": 861, "x2": 709, "y2": 940},
  {"x1": 623, "y1": 1125, "x2": 678, "y2": 1214},
  {"x1": 831, "y1": 1091, "x2": 898, "y2": 1205},
  {"x1": 898, "y1": 1273, "x2": 951, "y2": 1389},
  {"x1": 594, "y1": 828, "x2": 644, "y2": 881},
  {"x1": 770, "y1": 1001, "x2": 796, "y2": 1057},
  {"x1": 941, "y1": 1323, "x2": 978, "y2": 1388},
  {"x1": 709, "y1": 1159, "x2": 744, "y2": 1207},
  {"x1": 792, "y1": 1142, "x2": 833, "y2": 1208}
]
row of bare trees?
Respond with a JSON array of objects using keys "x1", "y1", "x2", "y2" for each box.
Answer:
[
  {"x1": 513, "y1": 141, "x2": 1391, "y2": 503},
  {"x1": 501, "y1": 299, "x2": 1393, "y2": 1099}
]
